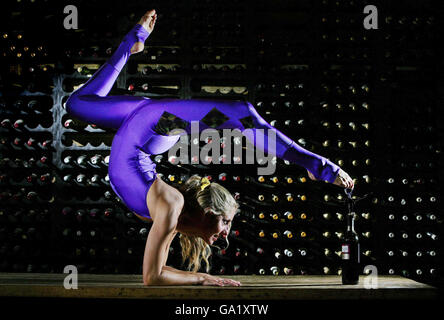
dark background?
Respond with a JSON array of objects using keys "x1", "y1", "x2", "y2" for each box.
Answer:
[{"x1": 0, "y1": 0, "x2": 442, "y2": 294}]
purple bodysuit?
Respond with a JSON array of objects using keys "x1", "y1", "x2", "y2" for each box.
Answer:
[{"x1": 66, "y1": 24, "x2": 340, "y2": 219}]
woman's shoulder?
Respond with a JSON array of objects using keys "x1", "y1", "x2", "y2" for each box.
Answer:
[
  {"x1": 147, "y1": 177, "x2": 184, "y2": 223},
  {"x1": 155, "y1": 177, "x2": 184, "y2": 209}
]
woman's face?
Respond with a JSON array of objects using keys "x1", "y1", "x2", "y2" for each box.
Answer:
[{"x1": 202, "y1": 207, "x2": 236, "y2": 245}]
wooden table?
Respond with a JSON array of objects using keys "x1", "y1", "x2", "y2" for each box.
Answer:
[{"x1": 0, "y1": 273, "x2": 438, "y2": 300}]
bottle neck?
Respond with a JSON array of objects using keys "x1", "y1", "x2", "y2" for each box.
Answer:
[{"x1": 347, "y1": 212, "x2": 355, "y2": 232}]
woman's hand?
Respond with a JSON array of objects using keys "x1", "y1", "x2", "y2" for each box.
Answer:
[{"x1": 199, "y1": 273, "x2": 241, "y2": 287}]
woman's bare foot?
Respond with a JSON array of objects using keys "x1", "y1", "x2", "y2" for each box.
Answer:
[
  {"x1": 307, "y1": 169, "x2": 354, "y2": 189},
  {"x1": 131, "y1": 9, "x2": 157, "y2": 54}
]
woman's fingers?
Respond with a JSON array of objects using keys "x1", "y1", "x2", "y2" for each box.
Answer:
[
  {"x1": 219, "y1": 278, "x2": 241, "y2": 286},
  {"x1": 205, "y1": 276, "x2": 226, "y2": 286},
  {"x1": 150, "y1": 14, "x2": 157, "y2": 28},
  {"x1": 203, "y1": 279, "x2": 223, "y2": 286},
  {"x1": 203, "y1": 277, "x2": 241, "y2": 287}
]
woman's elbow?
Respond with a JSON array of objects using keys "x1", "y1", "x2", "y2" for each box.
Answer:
[
  {"x1": 143, "y1": 275, "x2": 155, "y2": 286},
  {"x1": 143, "y1": 276, "x2": 153, "y2": 286},
  {"x1": 143, "y1": 271, "x2": 163, "y2": 286}
]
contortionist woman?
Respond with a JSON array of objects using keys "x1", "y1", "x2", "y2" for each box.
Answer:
[{"x1": 65, "y1": 10, "x2": 355, "y2": 286}]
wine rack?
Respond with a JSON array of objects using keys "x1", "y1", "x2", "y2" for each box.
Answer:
[{"x1": 0, "y1": 0, "x2": 442, "y2": 287}]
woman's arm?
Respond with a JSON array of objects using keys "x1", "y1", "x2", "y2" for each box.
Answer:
[
  {"x1": 143, "y1": 213, "x2": 240, "y2": 286},
  {"x1": 142, "y1": 191, "x2": 203, "y2": 285},
  {"x1": 142, "y1": 187, "x2": 241, "y2": 286},
  {"x1": 161, "y1": 266, "x2": 241, "y2": 286}
]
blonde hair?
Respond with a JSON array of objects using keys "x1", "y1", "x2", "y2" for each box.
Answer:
[{"x1": 177, "y1": 174, "x2": 239, "y2": 273}]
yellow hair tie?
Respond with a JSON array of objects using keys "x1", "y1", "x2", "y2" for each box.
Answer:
[{"x1": 200, "y1": 177, "x2": 211, "y2": 191}]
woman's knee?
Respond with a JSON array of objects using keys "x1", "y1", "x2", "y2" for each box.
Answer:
[{"x1": 65, "y1": 93, "x2": 80, "y2": 115}]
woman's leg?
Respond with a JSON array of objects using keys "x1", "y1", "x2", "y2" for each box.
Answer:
[
  {"x1": 65, "y1": 23, "x2": 151, "y2": 129},
  {"x1": 241, "y1": 102, "x2": 341, "y2": 183},
  {"x1": 229, "y1": 101, "x2": 340, "y2": 183},
  {"x1": 152, "y1": 98, "x2": 341, "y2": 183}
]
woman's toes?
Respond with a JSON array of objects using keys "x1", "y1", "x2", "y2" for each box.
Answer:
[{"x1": 138, "y1": 10, "x2": 157, "y2": 33}]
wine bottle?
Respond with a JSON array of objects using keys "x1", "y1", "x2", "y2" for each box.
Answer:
[{"x1": 341, "y1": 211, "x2": 360, "y2": 285}]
